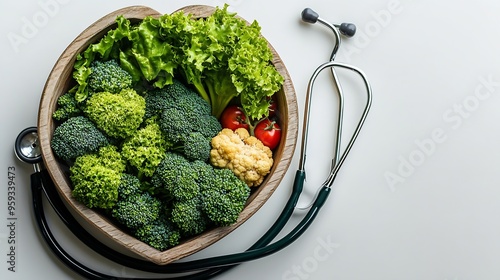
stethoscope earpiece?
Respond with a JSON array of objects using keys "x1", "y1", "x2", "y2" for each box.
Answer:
[
  {"x1": 301, "y1": 8, "x2": 319, "y2": 23},
  {"x1": 301, "y1": 8, "x2": 357, "y2": 38},
  {"x1": 338, "y1": 23, "x2": 356, "y2": 37}
]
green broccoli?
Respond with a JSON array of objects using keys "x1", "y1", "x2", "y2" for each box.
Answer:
[
  {"x1": 144, "y1": 88, "x2": 173, "y2": 119},
  {"x1": 192, "y1": 114, "x2": 223, "y2": 139},
  {"x1": 111, "y1": 192, "x2": 162, "y2": 229},
  {"x1": 70, "y1": 145, "x2": 126, "y2": 209},
  {"x1": 143, "y1": 79, "x2": 222, "y2": 162},
  {"x1": 147, "y1": 79, "x2": 217, "y2": 140},
  {"x1": 87, "y1": 60, "x2": 133, "y2": 94},
  {"x1": 52, "y1": 92, "x2": 82, "y2": 121},
  {"x1": 134, "y1": 216, "x2": 181, "y2": 251},
  {"x1": 191, "y1": 161, "x2": 251, "y2": 227},
  {"x1": 117, "y1": 173, "x2": 142, "y2": 200},
  {"x1": 159, "y1": 107, "x2": 192, "y2": 143},
  {"x1": 121, "y1": 121, "x2": 169, "y2": 178},
  {"x1": 51, "y1": 116, "x2": 109, "y2": 161},
  {"x1": 201, "y1": 168, "x2": 251, "y2": 226},
  {"x1": 84, "y1": 88, "x2": 146, "y2": 139},
  {"x1": 153, "y1": 157, "x2": 250, "y2": 235},
  {"x1": 170, "y1": 197, "x2": 209, "y2": 236},
  {"x1": 174, "y1": 84, "x2": 212, "y2": 118},
  {"x1": 181, "y1": 132, "x2": 211, "y2": 162},
  {"x1": 160, "y1": 85, "x2": 218, "y2": 139},
  {"x1": 150, "y1": 152, "x2": 199, "y2": 200},
  {"x1": 143, "y1": 79, "x2": 208, "y2": 119}
]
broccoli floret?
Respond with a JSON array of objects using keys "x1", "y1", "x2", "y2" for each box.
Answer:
[
  {"x1": 121, "y1": 121, "x2": 169, "y2": 178},
  {"x1": 70, "y1": 145, "x2": 126, "y2": 209},
  {"x1": 159, "y1": 107, "x2": 192, "y2": 143},
  {"x1": 148, "y1": 79, "x2": 217, "y2": 141},
  {"x1": 163, "y1": 159, "x2": 250, "y2": 234},
  {"x1": 193, "y1": 114, "x2": 222, "y2": 139},
  {"x1": 143, "y1": 80, "x2": 187, "y2": 118},
  {"x1": 52, "y1": 92, "x2": 82, "y2": 121},
  {"x1": 84, "y1": 88, "x2": 146, "y2": 139},
  {"x1": 51, "y1": 116, "x2": 109, "y2": 161},
  {"x1": 143, "y1": 79, "x2": 222, "y2": 162},
  {"x1": 150, "y1": 152, "x2": 199, "y2": 200},
  {"x1": 151, "y1": 156, "x2": 250, "y2": 237},
  {"x1": 134, "y1": 216, "x2": 181, "y2": 251},
  {"x1": 181, "y1": 132, "x2": 211, "y2": 162},
  {"x1": 158, "y1": 92, "x2": 215, "y2": 140},
  {"x1": 111, "y1": 192, "x2": 162, "y2": 229},
  {"x1": 87, "y1": 60, "x2": 133, "y2": 94},
  {"x1": 201, "y1": 168, "x2": 251, "y2": 226},
  {"x1": 117, "y1": 173, "x2": 142, "y2": 200},
  {"x1": 170, "y1": 197, "x2": 209, "y2": 236},
  {"x1": 174, "y1": 87, "x2": 212, "y2": 118},
  {"x1": 144, "y1": 89, "x2": 173, "y2": 119},
  {"x1": 144, "y1": 79, "x2": 211, "y2": 119}
]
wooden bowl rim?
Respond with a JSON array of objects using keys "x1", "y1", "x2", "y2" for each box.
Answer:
[{"x1": 37, "y1": 5, "x2": 298, "y2": 265}]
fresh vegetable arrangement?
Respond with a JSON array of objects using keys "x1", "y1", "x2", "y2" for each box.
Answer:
[{"x1": 50, "y1": 5, "x2": 285, "y2": 251}]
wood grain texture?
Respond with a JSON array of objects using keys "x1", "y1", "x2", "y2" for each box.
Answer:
[{"x1": 37, "y1": 5, "x2": 298, "y2": 265}]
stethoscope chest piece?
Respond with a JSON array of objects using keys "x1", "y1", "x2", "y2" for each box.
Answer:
[{"x1": 15, "y1": 126, "x2": 41, "y2": 165}]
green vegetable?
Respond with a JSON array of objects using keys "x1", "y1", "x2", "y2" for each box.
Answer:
[
  {"x1": 72, "y1": 5, "x2": 283, "y2": 119},
  {"x1": 73, "y1": 15, "x2": 176, "y2": 101},
  {"x1": 84, "y1": 88, "x2": 146, "y2": 139},
  {"x1": 52, "y1": 92, "x2": 82, "y2": 121},
  {"x1": 111, "y1": 192, "x2": 162, "y2": 229},
  {"x1": 181, "y1": 132, "x2": 211, "y2": 162},
  {"x1": 117, "y1": 173, "x2": 142, "y2": 200},
  {"x1": 148, "y1": 80, "x2": 220, "y2": 162},
  {"x1": 159, "y1": 107, "x2": 192, "y2": 143},
  {"x1": 121, "y1": 121, "x2": 169, "y2": 178},
  {"x1": 170, "y1": 197, "x2": 209, "y2": 236},
  {"x1": 200, "y1": 167, "x2": 251, "y2": 226},
  {"x1": 134, "y1": 216, "x2": 181, "y2": 251},
  {"x1": 151, "y1": 152, "x2": 199, "y2": 200},
  {"x1": 70, "y1": 145, "x2": 126, "y2": 209},
  {"x1": 51, "y1": 116, "x2": 109, "y2": 161},
  {"x1": 158, "y1": 107, "x2": 218, "y2": 162},
  {"x1": 196, "y1": 114, "x2": 225, "y2": 139},
  {"x1": 152, "y1": 157, "x2": 250, "y2": 235},
  {"x1": 87, "y1": 60, "x2": 133, "y2": 95}
]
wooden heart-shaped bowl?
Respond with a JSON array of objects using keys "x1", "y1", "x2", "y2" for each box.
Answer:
[{"x1": 37, "y1": 5, "x2": 298, "y2": 265}]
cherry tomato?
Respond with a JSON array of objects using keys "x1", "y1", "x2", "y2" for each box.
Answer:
[
  {"x1": 254, "y1": 119, "x2": 281, "y2": 150},
  {"x1": 220, "y1": 105, "x2": 249, "y2": 131}
]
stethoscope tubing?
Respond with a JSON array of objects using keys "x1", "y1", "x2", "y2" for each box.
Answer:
[
  {"x1": 31, "y1": 173, "x2": 111, "y2": 280},
  {"x1": 33, "y1": 165, "x2": 323, "y2": 279}
]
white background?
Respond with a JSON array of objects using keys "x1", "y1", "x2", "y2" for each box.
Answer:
[{"x1": 2, "y1": 0, "x2": 500, "y2": 279}]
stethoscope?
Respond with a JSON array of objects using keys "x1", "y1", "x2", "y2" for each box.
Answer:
[{"x1": 14, "y1": 8, "x2": 372, "y2": 280}]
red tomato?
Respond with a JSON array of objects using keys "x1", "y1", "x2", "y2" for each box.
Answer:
[
  {"x1": 254, "y1": 119, "x2": 281, "y2": 150},
  {"x1": 220, "y1": 105, "x2": 249, "y2": 131}
]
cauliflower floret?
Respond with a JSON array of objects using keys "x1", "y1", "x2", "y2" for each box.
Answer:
[{"x1": 210, "y1": 128, "x2": 273, "y2": 187}]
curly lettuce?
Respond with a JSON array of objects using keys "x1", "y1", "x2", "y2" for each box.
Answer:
[{"x1": 72, "y1": 4, "x2": 284, "y2": 120}]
